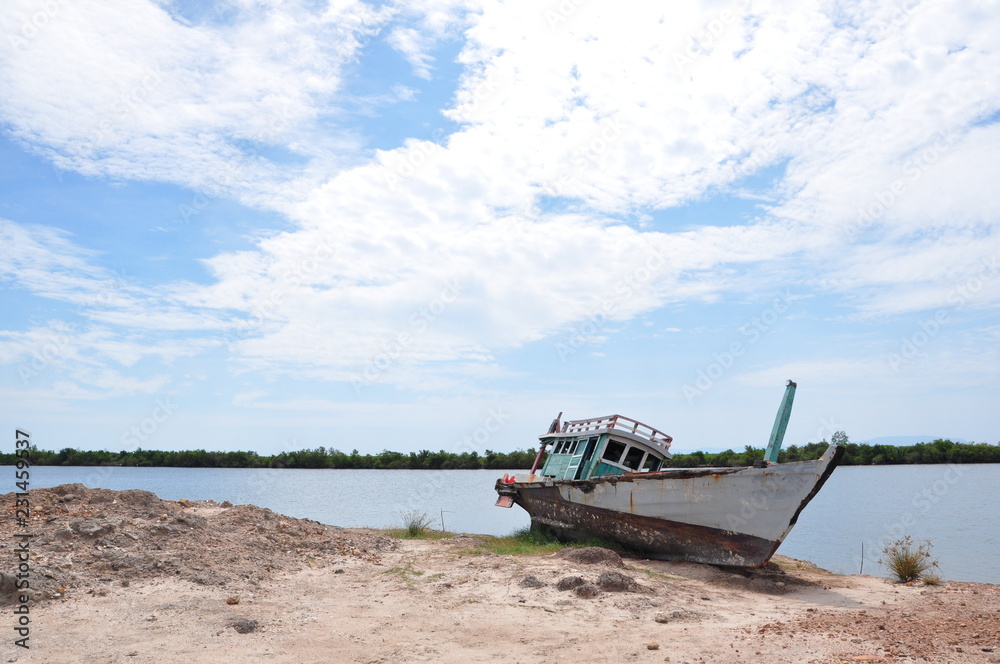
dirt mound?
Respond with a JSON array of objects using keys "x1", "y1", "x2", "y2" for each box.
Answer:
[
  {"x1": 553, "y1": 546, "x2": 624, "y2": 567},
  {"x1": 595, "y1": 570, "x2": 641, "y2": 592},
  {"x1": 551, "y1": 570, "x2": 642, "y2": 598},
  {"x1": 0, "y1": 484, "x2": 395, "y2": 603}
]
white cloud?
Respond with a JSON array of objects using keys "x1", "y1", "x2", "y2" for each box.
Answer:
[
  {"x1": 0, "y1": 0, "x2": 389, "y2": 205},
  {"x1": 3, "y1": 0, "x2": 1000, "y2": 396},
  {"x1": 1, "y1": 219, "x2": 109, "y2": 304},
  {"x1": 387, "y1": 26, "x2": 436, "y2": 79},
  {"x1": 386, "y1": 0, "x2": 482, "y2": 78}
]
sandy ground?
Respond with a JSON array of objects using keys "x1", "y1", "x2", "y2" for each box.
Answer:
[{"x1": 2, "y1": 485, "x2": 998, "y2": 663}]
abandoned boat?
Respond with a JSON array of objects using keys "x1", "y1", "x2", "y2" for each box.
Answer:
[{"x1": 495, "y1": 381, "x2": 844, "y2": 567}]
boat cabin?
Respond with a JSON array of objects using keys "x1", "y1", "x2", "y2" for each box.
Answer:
[{"x1": 537, "y1": 414, "x2": 673, "y2": 481}]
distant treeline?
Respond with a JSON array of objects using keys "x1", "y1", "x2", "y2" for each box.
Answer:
[
  {"x1": 3, "y1": 446, "x2": 539, "y2": 470},
  {"x1": 665, "y1": 437, "x2": 1000, "y2": 467},
  {"x1": 2, "y1": 437, "x2": 997, "y2": 470}
]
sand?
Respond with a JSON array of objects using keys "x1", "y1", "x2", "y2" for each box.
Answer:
[{"x1": 2, "y1": 485, "x2": 997, "y2": 663}]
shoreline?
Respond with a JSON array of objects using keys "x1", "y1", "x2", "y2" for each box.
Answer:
[{"x1": 2, "y1": 485, "x2": 998, "y2": 663}]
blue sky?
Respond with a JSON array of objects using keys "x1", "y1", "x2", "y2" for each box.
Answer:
[{"x1": 2, "y1": 0, "x2": 998, "y2": 457}]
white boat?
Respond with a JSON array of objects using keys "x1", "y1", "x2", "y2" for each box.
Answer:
[{"x1": 495, "y1": 381, "x2": 843, "y2": 567}]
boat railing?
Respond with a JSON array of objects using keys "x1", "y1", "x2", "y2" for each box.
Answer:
[{"x1": 562, "y1": 414, "x2": 673, "y2": 449}]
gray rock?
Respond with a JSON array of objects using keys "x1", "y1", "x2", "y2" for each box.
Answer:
[
  {"x1": 520, "y1": 575, "x2": 545, "y2": 588},
  {"x1": 71, "y1": 519, "x2": 116, "y2": 537},
  {"x1": 117, "y1": 489, "x2": 160, "y2": 507},
  {"x1": 174, "y1": 514, "x2": 207, "y2": 529},
  {"x1": 51, "y1": 483, "x2": 87, "y2": 497},
  {"x1": 231, "y1": 618, "x2": 259, "y2": 634},
  {"x1": 573, "y1": 583, "x2": 601, "y2": 599},
  {"x1": 556, "y1": 576, "x2": 586, "y2": 591},
  {"x1": 653, "y1": 608, "x2": 691, "y2": 623}
]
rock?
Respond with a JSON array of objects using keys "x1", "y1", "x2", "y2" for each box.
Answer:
[
  {"x1": 231, "y1": 618, "x2": 259, "y2": 634},
  {"x1": 520, "y1": 575, "x2": 545, "y2": 588},
  {"x1": 70, "y1": 519, "x2": 116, "y2": 537},
  {"x1": 178, "y1": 498, "x2": 193, "y2": 508},
  {"x1": 189, "y1": 572, "x2": 218, "y2": 586},
  {"x1": 150, "y1": 524, "x2": 181, "y2": 537},
  {"x1": 226, "y1": 596, "x2": 240, "y2": 605},
  {"x1": 555, "y1": 547, "x2": 624, "y2": 567},
  {"x1": 573, "y1": 583, "x2": 600, "y2": 599},
  {"x1": 174, "y1": 514, "x2": 207, "y2": 529},
  {"x1": 116, "y1": 489, "x2": 160, "y2": 507},
  {"x1": 647, "y1": 642, "x2": 660, "y2": 650},
  {"x1": 221, "y1": 501, "x2": 233, "y2": 508},
  {"x1": 0, "y1": 573, "x2": 19, "y2": 595},
  {"x1": 654, "y1": 609, "x2": 689, "y2": 623},
  {"x1": 556, "y1": 576, "x2": 586, "y2": 591},
  {"x1": 596, "y1": 570, "x2": 639, "y2": 592},
  {"x1": 51, "y1": 484, "x2": 87, "y2": 497}
]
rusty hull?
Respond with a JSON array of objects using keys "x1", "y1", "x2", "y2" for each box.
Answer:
[{"x1": 496, "y1": 445, "x2": 844, "y2": 567}]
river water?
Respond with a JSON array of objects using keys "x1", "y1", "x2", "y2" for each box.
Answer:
[{"x1": 28, "y1": 463, "x2": 1000, "y2": 584}]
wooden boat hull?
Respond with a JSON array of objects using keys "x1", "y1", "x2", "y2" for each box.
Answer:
[{"x1": 496, "y1": 444, "x2": 844, "y2": 567}]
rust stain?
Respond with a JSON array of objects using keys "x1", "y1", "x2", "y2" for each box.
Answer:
[{"x1": 629, "y1": 491, "x2": 634, "y2": 513}]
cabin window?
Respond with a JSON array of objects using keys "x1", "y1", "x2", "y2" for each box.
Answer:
[
  {"x1": 602, "y1": 440, "x2": 627, "y2": 464},
  {"x1": 622, "y1": 446, "x2": 645, "y2": 470},
  {"x1": 566, "y1": 440, "x2": 579, "y2": 455},
  {"x1": 641, "y1": 455, "x2": 661, "y2": 472}
]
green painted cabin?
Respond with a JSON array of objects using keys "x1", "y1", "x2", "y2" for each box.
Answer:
[{"x1": 537, "y1": 415, "x2": 673, "y2": 481}]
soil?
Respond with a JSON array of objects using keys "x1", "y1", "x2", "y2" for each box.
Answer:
[{"x1": 2, "y1": 484, "x2": 998, "y2": 663}]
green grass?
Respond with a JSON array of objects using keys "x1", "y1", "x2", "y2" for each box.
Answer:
[
  {"x1": 383, "y1": 509, "x2": 452, "y2": 540},
  {"x1": 382, "y1": 560, "x2": 424, "y2": 581},
  {"x1": 384, "y1": 527, "x2": 453, "y2": 540},
  {"x1": 463, "y1": 526, "x2": 623, "y2": 556},
  {"x1": 879, "y1": 536, "x2": 939, "y2": 583}
]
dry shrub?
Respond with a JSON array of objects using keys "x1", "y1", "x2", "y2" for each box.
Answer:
[
  {"x1": 399, "y1": 510, "x2": 434, "y2": 538},
  {"x1": 879, "y1": 535, "x2": 938, "y2": 583}
]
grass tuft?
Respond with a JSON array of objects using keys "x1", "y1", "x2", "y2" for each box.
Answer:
[
  {"x1": 382, "y1": 560, "x2": 424, "y2": 581},
  {"x1": 398, "y1": 510, "x2": 436, "y2": 539},
  {"x1": 878, "y1": 535, "x2": 939, "y2": 583}
]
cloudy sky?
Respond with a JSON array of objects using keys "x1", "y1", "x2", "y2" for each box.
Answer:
[{"x1": 2, "y1": 0, "x2": 998, "y2": 457}]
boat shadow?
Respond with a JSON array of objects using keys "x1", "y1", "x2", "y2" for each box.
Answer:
[{"x1": 629, "y1": 553, "x2": 870, "y2": 609}]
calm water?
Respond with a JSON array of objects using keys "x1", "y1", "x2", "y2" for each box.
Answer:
[{"x1": 27, "y1": 463, "x2": 1000, "y2": 584}]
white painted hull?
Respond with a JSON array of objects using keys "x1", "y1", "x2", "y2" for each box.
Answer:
[{"x1": 497, "y1": 444, "x2": 843, "y2": 567}]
